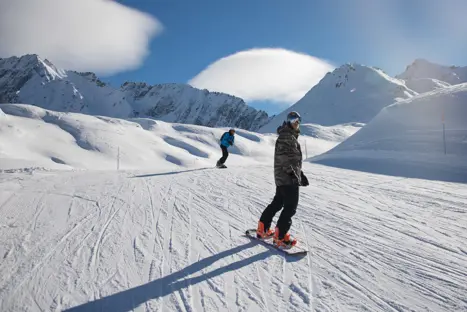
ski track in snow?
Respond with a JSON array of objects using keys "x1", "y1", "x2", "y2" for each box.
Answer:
[{"x1": 0, "y1": 164, "x2": 466, "y2": 312}]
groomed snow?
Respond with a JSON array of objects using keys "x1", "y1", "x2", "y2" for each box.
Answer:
[
  {"x1": 0, "y1": 163, "x2": 465, "y2": 311},
  {"x1": 310, "y1": 83, "x2": 467, "y2": 183}
]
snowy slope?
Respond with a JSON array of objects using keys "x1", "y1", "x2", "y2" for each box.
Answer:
[
  {"x1": 0, "y1": 104, "x2": 337, "y2": 171},
  {"x1": 259, "y1": 64, "x2": 417, "y2": 132},
  {"x1": 0, "y1": 162, "x2": 466, "y2": 311},
  {"x1": 0, "y1": 55, "x2": 269, "y2": 130},
  {"x1": 398, "y1": 59, "x2": 467, "y2": 90},
  {"x1": 311, "y1": 83, "x2": 467, "y2": 183}
]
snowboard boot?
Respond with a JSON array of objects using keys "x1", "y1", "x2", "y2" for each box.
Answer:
[
  {"x1": 273, "y1": 227, "x2": 297, "y2": 248},
  {"x1": 216, "y1": 161, "x2": 227, "y2": 168},
  {"x1": 256, "y1": 221, "x2": 274, "y2": 239}
]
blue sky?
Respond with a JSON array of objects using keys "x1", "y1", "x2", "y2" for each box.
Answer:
[
  {"x1": 106, "y1": 0, "x2": 466, "y2": 114},
  {"x1": 1, "y1": 0, "x2": 466, "y2": 115},
  {"x1": 111, "y1": 0, "x2": 467, "y2": 82}
]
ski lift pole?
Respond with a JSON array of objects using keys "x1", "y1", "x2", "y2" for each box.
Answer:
[
  {"x1": 117, "y1": 146, "x2": 120, "y2": 170},
  {"x1": 442, "y1": 110, "x2": 446, "y2": 155}
]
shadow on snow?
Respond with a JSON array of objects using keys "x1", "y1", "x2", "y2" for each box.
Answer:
[
  {"x1": 64, "y1": 241, "x2": 286, "y2": 312},
  {"x1": 131, "y1": 167, "x2": 213, "y2": 178}
]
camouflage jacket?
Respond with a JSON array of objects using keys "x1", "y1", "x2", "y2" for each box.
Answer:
[{"x1": 273, "y1": 122, "x2": 303, "y2": 186}]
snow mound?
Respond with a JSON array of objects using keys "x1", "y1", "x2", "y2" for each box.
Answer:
[
  {"x1": 299, "y1": 122, "x2": 364, "y2": 142},
  {"x1": 259, "y1": 64, "x2": 417, "y2": 132},
  {"x1": 232, "y1": 129, "x2": 262, "y2": 142},
  {"x1": 310, "y1": 83, "x2": 467, "y2": 183},
  {"x1": 0, "y1": 104, "x2": 337, "y2": 171}
]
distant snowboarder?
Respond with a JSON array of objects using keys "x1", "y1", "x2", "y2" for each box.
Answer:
[
  {"x1": 256, "y1": 111, "x2": 309, "y2": 248},
  {"x1": 216, "y1": 128, "x2": 235, "y2": 168}
]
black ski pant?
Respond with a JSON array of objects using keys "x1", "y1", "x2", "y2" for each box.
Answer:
[
  {"x1": 218, "y1": 145, "x2": 228, "y2": 164},
  {"x1": 260, "y1": 185, "x2": 299, "y2": 239}
]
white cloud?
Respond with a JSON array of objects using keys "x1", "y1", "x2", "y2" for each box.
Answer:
[
  {"x1": 188, "y1": 48, "x2": 335, "y2": 106},
  {"x1": 0, "y1": 0, "x2": 162, "y2": 75}
]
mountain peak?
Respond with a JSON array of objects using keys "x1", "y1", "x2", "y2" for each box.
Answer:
[
  {"x1": 412, "y1": 58, "x2": 435, "y2": 65},
  {"x1": 409, "y1": 58, "x2": 461, "y2": 70},
  {"x1": 317, "y1": 62, "x2": 408, "y2": 92},
  {"x1": 0, "y1": 53, "x2": 42, "y2": 69},
  {"x1": 259, "y1": 61, "x2": 416, "y2": 132},
  {"x1": 0, "y1": 54, "x2": 67, "y2": 103},
  {"x1": 397, "y1": 59, "x2": 467, "y2": 86}
]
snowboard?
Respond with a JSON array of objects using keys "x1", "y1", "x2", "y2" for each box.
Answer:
[{"x1": 244, "y1": 229, "x2": 308, "y2": 256}]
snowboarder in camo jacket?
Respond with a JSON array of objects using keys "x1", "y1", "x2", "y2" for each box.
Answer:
[{"x1": 256, "y1": 111, "x2": 309, "y2": 248}]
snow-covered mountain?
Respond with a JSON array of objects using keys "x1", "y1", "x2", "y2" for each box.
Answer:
[
  {"x1": 259, "y1": 64, "x2": 417, "y2": 132},
  {"x1": 397, "y1": 59, "x2": 467, "y2": 93},
  {"x1": 121, "y1": 82, "x2": 270, "y2": 130},
  {"x1": 0, "y1": 55, "x2": 132, "y2": 118},
  {"x1": 0, "y1": 54, "x2": 269, "y2": 131},
  {"x1": 311, "y1": 83, "x2": 467, "y2": 183}
]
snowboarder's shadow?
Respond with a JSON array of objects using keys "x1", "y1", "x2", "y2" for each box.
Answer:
[
  {"x1": 131, "y1": 167, "x2": 212, "y2": 178},
  {"x1": 64, "y1": 241, "x2": 275, "y2": 312}
]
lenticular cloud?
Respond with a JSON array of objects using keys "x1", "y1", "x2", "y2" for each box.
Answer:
[
  {"x1": 189, "y1": 48, "x2": 335, "y2": 106},
  {"x1": 0, "y1": 0, "x2": 163, "y2": 75}
]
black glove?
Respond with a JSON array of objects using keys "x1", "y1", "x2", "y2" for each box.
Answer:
[
  {"x1": 300, "y1": 171, "x2": 309, "y2": 186},
  {"x1": 289, "y1": 172, "x2": 300, "y2": 185}
]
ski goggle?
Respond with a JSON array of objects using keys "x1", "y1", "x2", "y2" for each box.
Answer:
[{"x1": 288, "y1": 116, "x2": 301, "y2": 124}]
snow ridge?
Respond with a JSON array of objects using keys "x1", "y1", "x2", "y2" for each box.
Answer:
[{"x1": 122, "y1": 82, "x2": 269, "y2": 130}]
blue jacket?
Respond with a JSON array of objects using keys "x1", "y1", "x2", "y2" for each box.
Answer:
[{"x1": 220, "y1": 132, "x2": 234, "y2": 147}]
